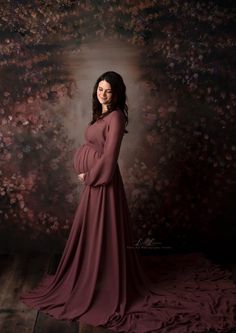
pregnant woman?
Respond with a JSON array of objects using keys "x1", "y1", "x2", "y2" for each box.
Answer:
[{"x1": 20, "y1": 71, "x2": 236, "y2": 332}]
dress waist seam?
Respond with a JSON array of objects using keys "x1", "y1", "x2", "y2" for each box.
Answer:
[{"x1": 84, "y1": 142, "x2": 104, "y2": 155}]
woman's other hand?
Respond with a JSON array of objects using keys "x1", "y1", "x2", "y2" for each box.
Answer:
[{"x1": 78, "y1": 173, "x2": 86, "y2": 183}]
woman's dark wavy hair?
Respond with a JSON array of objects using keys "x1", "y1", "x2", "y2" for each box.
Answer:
[{"x1": 89, "y1": 71, "x2": 129, "y2": 134}]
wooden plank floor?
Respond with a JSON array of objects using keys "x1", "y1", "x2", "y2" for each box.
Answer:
[
  {"x1": 0, "y1": 252, "x2": 235, "y2": 333},
  {"x1": 0, "y1": 252, "x2": 114, "y2": 333},
  {"x1": 0, "y1": 253, "x2": 50, "y2": 333}
]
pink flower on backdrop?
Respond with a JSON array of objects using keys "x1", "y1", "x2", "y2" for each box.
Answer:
[
  {"x1": 23, "y1": 171, "x2": 38, "y2": 190},
  {"x1": 28, "y1": 113, "x2": 39, "y2": 124},
  {"x1": 3, "y1": 136, "x2": 13, "y2": 146}
]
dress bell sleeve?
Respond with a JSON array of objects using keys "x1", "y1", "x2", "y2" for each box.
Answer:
[{"x1": 83, "y1": 111, "x2": 126, "y2": 187}]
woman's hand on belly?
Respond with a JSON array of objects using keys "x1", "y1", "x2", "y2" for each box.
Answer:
[{"x1": 78, "y1": 172, "x2": 87, "y2": 183}]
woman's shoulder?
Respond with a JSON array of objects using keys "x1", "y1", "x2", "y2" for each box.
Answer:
[
  {"x1": 108, "y1": 109, "x2": 125, "y2": 121},
  {"x1": 105, "y1": 110, "x2": 125, "y2": 127},
  {"x1": 106, "y1": 110, "x2": 126, "y2": 134}
]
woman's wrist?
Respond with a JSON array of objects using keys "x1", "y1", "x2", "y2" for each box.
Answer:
[{"x1": 78, "y1": 173, "x2": 86, "y2": 183}]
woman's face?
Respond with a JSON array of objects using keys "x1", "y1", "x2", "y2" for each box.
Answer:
[{"x1": 97, "y1": 80, "x2": 113, "y2": 106}]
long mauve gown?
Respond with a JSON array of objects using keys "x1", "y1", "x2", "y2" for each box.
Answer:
[{"x1": 20, "y1": 109, "x2": 236, "y2": 332}]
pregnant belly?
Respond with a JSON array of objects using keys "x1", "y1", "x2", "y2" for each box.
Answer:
[{"x1": 73, "y1": 143, "x2": 102, "y2": 174}]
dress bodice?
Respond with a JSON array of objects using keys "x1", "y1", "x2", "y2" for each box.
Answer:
[{"x1": 73, "y1": 111, "x2": 125, "y2": 180}]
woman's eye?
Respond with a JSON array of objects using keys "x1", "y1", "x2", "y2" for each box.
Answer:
[{"x1": 98, "y1": 89, "x2": 112, "y2": 93}]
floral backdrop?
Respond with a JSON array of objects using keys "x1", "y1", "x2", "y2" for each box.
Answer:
[{"x1": 0, "y1": 0, "x2": 235, "y2": 253}]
